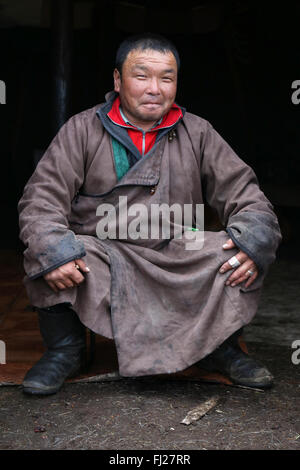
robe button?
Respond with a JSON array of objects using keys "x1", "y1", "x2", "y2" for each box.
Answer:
[
  {"x1": 150, "y1": 187, "x2": 156, "y2": 195},
  {"x1": 168, "y1": 129, "x2": 176, "y2": 141}
]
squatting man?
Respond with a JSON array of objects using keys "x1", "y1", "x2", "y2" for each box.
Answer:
[{"x1": 18, "y1": 33, "x2": 282, "y2": 395}]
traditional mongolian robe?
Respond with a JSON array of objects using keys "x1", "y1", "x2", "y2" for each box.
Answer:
[{"x1": 18, "y1": 91, "x2": 282, "y2": 377}]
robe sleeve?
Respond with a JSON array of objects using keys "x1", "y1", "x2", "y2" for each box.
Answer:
[
  {"x1": 18, "y1": 114, "x2": 88, "y2": 280},
  {"x1": 200, "y1": 121, "x2": 282, "y2": 274}
]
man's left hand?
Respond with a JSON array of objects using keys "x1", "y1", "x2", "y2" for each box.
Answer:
[{"x1": 219, "y1": 238, "x2": 258, "y2": 288}]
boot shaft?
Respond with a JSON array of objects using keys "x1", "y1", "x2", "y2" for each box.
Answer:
[{"x1": 37, "y1": 303, "x2": 85, "y2": 350}]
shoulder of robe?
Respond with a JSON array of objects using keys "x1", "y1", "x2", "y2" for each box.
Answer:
[
  {"x1": 67, "y1": 102, "x2": 105, "y2": 131},
  {"x1": 181, "y1": 111, "x2": 213, "y2": 135},
  {"x1": 179, "y1": 111, "x2": 215, "y2": 153}
]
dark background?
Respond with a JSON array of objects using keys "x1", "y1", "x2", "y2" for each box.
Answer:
[{"x1": 0, "y1": 0, "x2": 299, "y2": 257}]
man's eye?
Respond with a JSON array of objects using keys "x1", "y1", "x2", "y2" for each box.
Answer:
[
  {"x1": 137, "y1": 75, "x2": 146, "y2": 79},
  {"x1": 162, "y1": 77, "x2": 172, "y2": 82}
]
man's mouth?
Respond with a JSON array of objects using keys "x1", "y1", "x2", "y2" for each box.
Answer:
[{"x1": 141, "y1": 103, "x2": 161, "y2": 109}]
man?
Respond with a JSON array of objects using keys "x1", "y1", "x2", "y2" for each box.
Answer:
[{"x1": 18, "y1": 33, "x2": 282, "y2": 395}]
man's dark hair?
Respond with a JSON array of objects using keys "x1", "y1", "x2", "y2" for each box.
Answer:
[{"x1": 115, "y1": 33, "x2": 180, "y2": 74}]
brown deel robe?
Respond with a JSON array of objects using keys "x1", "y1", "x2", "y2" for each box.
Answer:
[{"x1": 18, "y1": 95, "x2": 282, "y2": 377}]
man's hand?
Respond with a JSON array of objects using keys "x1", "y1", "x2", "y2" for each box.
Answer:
[
  {"x1": 44, "y1": 259, "x2": 90, "y2": 293},
  {"x1": 219, "y1": 238, "x2": 258, "y2": 288}
]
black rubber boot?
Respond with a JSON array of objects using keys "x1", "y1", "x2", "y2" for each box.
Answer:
[
  {"x1": 197, "y1": 329, "x2": 273, "y2": 389},
  {"x1": 22, "y1": 303, "x2": 86, "y2": 396}
]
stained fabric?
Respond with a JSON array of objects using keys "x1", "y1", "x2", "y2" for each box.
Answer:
[{"x1": 18, "y1": 92, "x2": 282, "y2": 377}]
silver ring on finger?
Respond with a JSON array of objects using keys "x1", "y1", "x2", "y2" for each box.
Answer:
[
  {"x1": 247, "y1": 269, "x2": 255, "y2": 276},
  {"x1": 228, "y1": 256, "x2": 241, "y2": 269}
]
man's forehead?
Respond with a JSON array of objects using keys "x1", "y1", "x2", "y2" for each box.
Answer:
[{"x1": 124, "y1": 48, "x2": 177, "y2": 70}]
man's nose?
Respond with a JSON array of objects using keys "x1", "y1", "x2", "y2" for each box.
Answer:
[{"x1": 146, "y1": 77, "x2": 160, "y2": 94}]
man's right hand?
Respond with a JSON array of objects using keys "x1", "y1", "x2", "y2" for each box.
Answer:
[{"x1": 43, "y1": 258, "x2": 90, "y2": 293}]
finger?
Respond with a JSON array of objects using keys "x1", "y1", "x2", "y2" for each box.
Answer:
[
  {"x1": 228, "y1": 271, "x2": 258, "y2": 287},
  {"x1": 43, "y1": 262, "x2": 85, "y2": 288},
  {"x1": 222, "y1": 239, "x2": 236, "y2": 250},
  {"x1": 62, "y1": 277, "x2": 75, "y2": 288},
  {"x1": 219, "y1": 252, "x2": 248, "y2": 274},
  {"x1": 69, "y1": 266, "x2": 85, "y2": 285},
  {"x1": 55, "y1": 281, "x2": 68, "y2": 290},
  {"x1": 244, "y1": 271, "x2": 258, "y2": 288},
  {"x1": 226, "y1": 262, "x2": 258, "y2": 286},
  {"x1": 59, "y1": 269, "x2": 84, "y2": 287},
  {"x1": 225, "y1": 259, "x2": 253, "y2": 282},
  {"x1": 70, "y1": 273, "x2": 85, "y2": 285},
  {"x1": 54, "y1": 264, "x2": 84, "y2": 286},
  {"x1": 46, "y1": 280, "x2": 59, "y2": 293},
  {"x1": 75, "y1": 258, "x2": 90, "y2": 273},
  {"x1": 44, "y1": 272, "x2": 54, "y2": 282}
]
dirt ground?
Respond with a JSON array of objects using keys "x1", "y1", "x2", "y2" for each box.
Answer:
[{"x1": 0, "y1": 341, "x2": 299, "y2": 451}]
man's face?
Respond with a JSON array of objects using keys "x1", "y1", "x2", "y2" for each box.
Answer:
[{"x1": 113, "y1": 48, "x2": 178, "y2": 130}]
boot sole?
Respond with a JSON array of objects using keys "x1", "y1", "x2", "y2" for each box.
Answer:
[
  {"x1": 22, "y1": 366, "x2": 82, "y2": 396},
  {"x1": 197, "y1": 362, "x2": 274, "y2": 389},
  {"x1": 22, "y1": 386, "x2": 61, "y2": 396},
  {"x1": 230, "y1": 376, "x2": 274, "y2": 389}
]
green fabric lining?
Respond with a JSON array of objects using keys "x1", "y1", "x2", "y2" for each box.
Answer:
[{"x1": 111, "y1": 137, "x2": 130, "y2": 181}]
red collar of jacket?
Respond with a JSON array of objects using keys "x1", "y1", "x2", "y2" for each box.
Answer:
[
  {"x1": 107, "y1": 96, "x2": 183, "y2": 156},
  {"x1": 107, "y1": 95, "x2": 183, "y2": 131}
]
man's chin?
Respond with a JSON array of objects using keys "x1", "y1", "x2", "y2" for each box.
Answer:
[{"x1": 138, "y1": 111, "x2": 165, "y2": 123}]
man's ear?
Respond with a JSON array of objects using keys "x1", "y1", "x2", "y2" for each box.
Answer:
[{"x1": 113, "y1": 68, "x2": 121, "y2": 92}]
